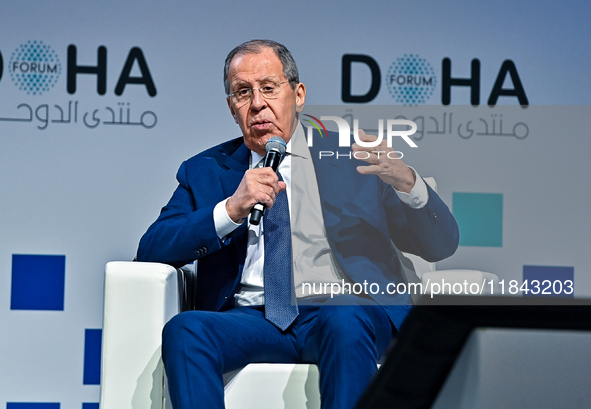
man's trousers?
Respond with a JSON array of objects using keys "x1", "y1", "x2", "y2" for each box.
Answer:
[{"x1": 162, "y1": 295, "x2": 395, "y2": 409}]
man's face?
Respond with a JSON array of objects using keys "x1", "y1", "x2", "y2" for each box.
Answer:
[{"x1": 226, "y1": 47, "x2": 306, "y2": 155}]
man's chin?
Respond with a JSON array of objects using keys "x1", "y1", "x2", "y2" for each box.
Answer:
[
  {"x1": 246, "y1": 131, "x2": 286, "y2": 151},
  {"x1": 244, "y1": 134, "x2": 272, "y2": 155}
]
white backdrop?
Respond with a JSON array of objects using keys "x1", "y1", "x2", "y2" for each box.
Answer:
[{"x1": 1, "y1": 0, "x2": 590, "y2": 407}]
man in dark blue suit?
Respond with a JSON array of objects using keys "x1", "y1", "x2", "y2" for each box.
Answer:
[{"x1": 137, "y1": 39, "x2": 459, "y2": 409}]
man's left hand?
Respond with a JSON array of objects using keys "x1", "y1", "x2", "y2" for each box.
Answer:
[{"x1": 352, "y1": 129, "x2": 416, "y2": 194}]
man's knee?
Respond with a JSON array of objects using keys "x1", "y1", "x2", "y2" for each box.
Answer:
[
  {"x1": 314, "y1": 297, "x2": 392, "y2": 350},
  {"x1": 162, "y1": 311, "x2": 212, "y2": 358},
  {"x1": 316, "y1": 305, "x2": 372, "y2": 340},
  {"x1": 163, "y1": 313, "x2": 189, "y2": 355}
]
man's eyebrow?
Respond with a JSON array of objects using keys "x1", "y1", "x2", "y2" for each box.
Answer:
[
  {"x1": 232, "y1": 76, "x2": 282, "y2": 88},
  {"x1": 256, "y1": 75, "x2": 282, "y2": 83},
  {"x1": 231, "y1": 80, "x2": 251, "y2": 89}
]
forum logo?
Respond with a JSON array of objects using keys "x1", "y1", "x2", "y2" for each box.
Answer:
[
  {"x1": 9, "y1": 40, "x2": 62, "y2": 95},
  {"x1": 386, "y1": 54, "x2": 436, "y2": 105}
]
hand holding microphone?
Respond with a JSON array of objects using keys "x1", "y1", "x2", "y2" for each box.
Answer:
[
  {"x1": 225, "y1": 136, "x2": 287, "y2": 225},
  {"x1": 250, "y1": 136, "x2": 287, "y2": 225}
]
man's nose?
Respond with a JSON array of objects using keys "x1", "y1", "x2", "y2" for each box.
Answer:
[{"x1": 250, "y1": 89, "x2": 267, "y2": 110}]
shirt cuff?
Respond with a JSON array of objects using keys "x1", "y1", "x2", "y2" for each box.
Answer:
[
  {"x1": 213, "y1": 198, "x2": 243, "y2": 240},
  {"x1": 393, "y1": 166, "x2": 429, "y2": 209}
]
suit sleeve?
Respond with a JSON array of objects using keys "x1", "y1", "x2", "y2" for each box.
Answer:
[
  {"x1": 385, "y1": 180, "x2": 459, "y2": 262},
  {"x1": 136, "y1": 161, "x2": 224, "y2": 268}
]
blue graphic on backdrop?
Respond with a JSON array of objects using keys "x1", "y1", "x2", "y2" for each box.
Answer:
[
  {"x1": 83, "y1": 329, "x2": 102, "y2": 385},
  {"x1": 9, "y1": 40, "x2": 62, "y2": 95},
  {"x1": 11, "y1": 254, "x2": 66, "y2": 310},
  {"x1": 523, "y1": 265, "x2": 574, "y2": 298}
]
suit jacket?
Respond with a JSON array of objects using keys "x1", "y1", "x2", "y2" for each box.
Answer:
[{"x1": 137, "y1": 130, "x2": 459, "y2": 329}]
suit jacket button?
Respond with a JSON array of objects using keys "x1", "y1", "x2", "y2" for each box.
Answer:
[{"x1": 433, "y1": 213, "x2": 439, "y2": 222}]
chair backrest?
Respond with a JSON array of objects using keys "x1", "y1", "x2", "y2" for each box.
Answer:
[{"x1": 177, "y1": 262, "x2": 198, "y2": 312}]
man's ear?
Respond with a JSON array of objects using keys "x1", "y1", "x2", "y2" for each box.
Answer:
[
  {"x1": 227, "y1": 98, "x2": 239, "y2": 124},
  {"x1": 295, "y1": 83, "x2": 306, "y2": 113}
]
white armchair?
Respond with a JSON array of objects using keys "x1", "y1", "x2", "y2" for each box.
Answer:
[
  {"x1": 99, "y1": 177, "x2": 498, "y2": 409},
  {"x1": 100, "y1": 261, "x2": 325, "y2": 409}
]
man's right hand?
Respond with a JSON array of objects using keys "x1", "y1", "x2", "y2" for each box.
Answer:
[{"x1": 226, "y1": 168, "x2": 286, "y2": 223}]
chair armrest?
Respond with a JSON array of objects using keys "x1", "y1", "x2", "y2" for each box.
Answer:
[
  {"x1": 100, "y1": 261, "x2": 179, "y2": 409},
  {"x1": 421, "y1": 270, "x2": 500, "y2": 295}
]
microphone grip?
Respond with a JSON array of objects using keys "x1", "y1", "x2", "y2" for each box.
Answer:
[
  {"x1": 249, "y1": 149, "x2": 282, "y2": 226},
  {"x1": 250, "y1": 203, "x2": 265, "y2": 226}
]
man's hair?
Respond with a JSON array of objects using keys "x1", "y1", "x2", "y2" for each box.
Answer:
[{"x1": 223, "y1": 39, "x2": 300, "y2": 95}]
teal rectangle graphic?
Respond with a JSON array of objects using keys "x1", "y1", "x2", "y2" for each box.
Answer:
[{"x1": 453, "y1": 193, "x2": 503, "y2": 247}]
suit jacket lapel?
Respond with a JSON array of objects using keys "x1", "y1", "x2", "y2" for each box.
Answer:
[
  {"x1": 220, "y1": 142, "x2": 250, "y2": 198},
  {"x1": 217, "y1": 141, "x2": 251, "y2": 248}
]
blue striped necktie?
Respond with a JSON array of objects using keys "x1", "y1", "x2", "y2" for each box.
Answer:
[{"x1": 263, "y1": 172, "x2": 299, "y2": 331}]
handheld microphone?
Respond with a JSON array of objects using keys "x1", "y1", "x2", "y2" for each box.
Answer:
[{"x1": 250, "y1": 136, "x2": 287, "y2": 226}]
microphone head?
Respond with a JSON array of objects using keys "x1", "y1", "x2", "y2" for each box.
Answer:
[{"x1": 266, "y1": 136, "x2": 287, "y2": 155}]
